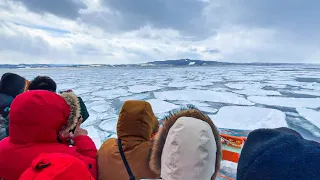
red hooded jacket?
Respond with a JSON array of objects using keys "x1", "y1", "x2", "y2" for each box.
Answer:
[
  {"x1": 19, "y1": 153, "x2": 95, "y2": 180},
  {"x1": 0, "y1": 90, "x2": 97, "y2": 180}
]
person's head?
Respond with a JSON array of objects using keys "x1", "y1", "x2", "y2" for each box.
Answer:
[
  {"x1": 237, "y1": 127, "x2": 320, "y2": 180},
  {"x1": 28, "y1": 76, "x2": 57, "y2": 92},
  {"x1": 150, "y1": 106, "x2": 222, "y2": 180},
  {"x1": 0, "y1": 73, "x2": 29, "y2": 97},
  {"x1": 117, "y1": 100, "x2": 159, "y2": 141},
  {"x1": 59, "y1": 90, "x2": 90, "y2": 124},
  {"x1": 19, "y1": 153, "x2": 94, "y2": 180},
  {"x1": 9, "y1": 90, "x2": 80, "y2": 144}
]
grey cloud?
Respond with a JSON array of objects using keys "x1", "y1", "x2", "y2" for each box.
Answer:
[
  {"x1": 178, "y1": 51, "x2": 201, "y2": 60},
  {"x1": 122, "y1": 46, "x2": 155, "y2": 62},
  {"x1": 10, "y1": 0, "x2": 320, "y2": 41},
  {"x1": 135, "y1": 31, "x2": 162, "y2": 40},
  {"x1": 74, "y1": 43, "x2": 114, "y2": 56},
  {"x1": 211, "y1": 0, "x2": 320, "y2": 37},
  {"x1": 0, "y1": 29, "x2": 50, "y2": 56},
  {"x1": 12, "y1": 0, "x2": 86, "y2": 19},
  {"x1": 203, "y1": 48, "x2": 220, "y2": 54},
  {"x1": 153, "y1": 48, "x2": 162, "y2": 54},
  {"x1": 82, "y1": 0, "x2": 213, "y2": 39},
  {"x1": 189, "y1": 47, "x2": 198, "y2": 52},
  {"x1": 235, "y1": 0, "x2": 320, "y2": 28}
]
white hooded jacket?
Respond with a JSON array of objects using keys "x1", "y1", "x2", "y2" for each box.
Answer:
[
  {"x1": 161, "y1": 117, "x2": 217, "y2": 180},
  {"x1": 149, "y1": 107, "x2": 222, "y2": 180}
]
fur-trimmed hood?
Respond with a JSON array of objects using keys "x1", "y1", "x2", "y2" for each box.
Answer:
[
  {"x1": 9, "y1": 90, "x2": 80, "y2": 144},
  {"x1": 150, "y1": 106, "x2": 222, "y2": 180},
  {"x1": 59, "y1": 91, "x2": 81, "y2": 133}
]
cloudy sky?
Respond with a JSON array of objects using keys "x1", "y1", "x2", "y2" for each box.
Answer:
[{"x1": 1, "y1": 0, "x2": 320, "y2": 64}]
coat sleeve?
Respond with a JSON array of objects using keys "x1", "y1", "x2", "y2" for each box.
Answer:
[
  {"x1": 71, "y1": 135, "x2": 98, "y2": 179},
  {"x1": 73, "y1": 135, "x2": 97, "y2": 158}
]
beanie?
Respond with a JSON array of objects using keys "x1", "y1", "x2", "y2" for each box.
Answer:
[
  {"x1": 237, "y1": 127, "x2": 320, "y2": 180},
  {"x1": 0, "y1": 73, "x2": 29, "y2": 97}
]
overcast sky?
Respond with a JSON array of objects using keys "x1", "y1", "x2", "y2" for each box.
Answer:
[{"x1": 1, "y1": 0, "x2": 320, "y2": 64}]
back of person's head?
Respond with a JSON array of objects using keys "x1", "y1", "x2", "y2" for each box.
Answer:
[
  {"x1": 162, "y1": 117, "x2": 217, "y2": 180},
  {"x1": 9, "y1": 90, "x2": 80, "y2": 144},
  {"x1": 117, "y1": 100, "x2": 159, "y2": 141},
  {"x1": 0, "y1": 73, "x2": 29, "y2": 97},
  {"x1": 19, "y1": 153, "x2": 94, "y2": 180},
  {"x1": 150, "y1": 107, "x2": 222, "y2": 180},
  {"x1": 237, "y1": 127, "x2": 320, "y2": 180},
  {"x1": 28, "y1": 76, "x2": 57, "y2": 92}
]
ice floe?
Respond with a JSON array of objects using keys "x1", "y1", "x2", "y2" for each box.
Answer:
[
  {"x1": 91, "y1": 104, "x2": 111, "y2": 113},
  {"x1": 99, "y1": 119, "x2": 117, "y2": 132},
  {"x1": 96, "y1": 112, "x2": 116, "y2": 121},
  {"x1": 89, "y1": 97, "x2": 106, "y2": 101},
  {"x1": 81, "y1": 113, "x2": 98, "y2": 127},
  {"x1": 211, "y1": 106, "x2": 287, "y2": 130},
  {"x1": 147, "y1": 99, "x2": 179, "y2": 114},
  {"x1": 292, "y1": 90, "x2": 320, "y2": 97},
  {"x1": 72, "y1": 87, "x2": 93, "y2": 95},
  {"x1": 296, "y1": 108, "x2": 320, "y2": 129},
  {"x1": 128, "y1": 85, "x2": 162, "y2": 93},
  {"x1": 233, "y1": 89, "x2": 281, "y2": 96},
  {"x1": 219, "y1": 161, "x2": 238, "y2": 180},
  {"x1": 263, "y1": 83, "x2": 287, "y2": 89},
  {"x1": 92, "y1": 88, "x2": 131, "y2": 99},
  {"x1": 84, "y1": 126, "x2": 102, "y2": 148},
  {"x1": 57, "y1": 83, "x2": 78, "y2": 91},
  {"x1": 167, "y1": 81, "x2": 188, "y2": 88},
  {"x1": 154, "y1": 90, "x2": 254, "y2": 105},
  {"x1": 197, "y1": 106, "x2": 218, "y2": 113},
  {"x1": 225, "y1": 82, "x2": 263, "y2": 90},
  {"x1": 174, "y1": 100, "x2": 211, "y2": 107},
  {"x1": 304, "y1": 83, "x2": 320, "y2": 91},
  {"x1": 248, "y1": 96, "x2": 320, "y2": 108},
  {"x1": 87, "y1": 100, "x2": 107, "y2": 107},
  {"x1": 288, "y1": 116, "x2": 320, "y2": 137},
  {"x1": 118, "y1": 93, "x2": 151, "y2": 101},
  {"x1": 168, "y1": 80, "x2": 213, "y2": 88}
]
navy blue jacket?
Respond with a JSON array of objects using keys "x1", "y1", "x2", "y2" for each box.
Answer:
[{"x1": 237, "y1": 127, "x2": 320, "y2": 180}]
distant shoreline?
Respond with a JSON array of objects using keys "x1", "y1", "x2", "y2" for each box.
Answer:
[{"x1": 0, "y1": 59, "x2": 317, "y2": 69}]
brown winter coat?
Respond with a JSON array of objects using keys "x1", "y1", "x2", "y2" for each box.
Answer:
[
  {"x1": 149, "y1": 107, "x2": 222, "y2": 180},
  {"x1": 98, "y1": 100, "x2": 160, "y2": 180}
]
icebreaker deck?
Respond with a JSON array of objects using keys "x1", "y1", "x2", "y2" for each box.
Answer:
[
  {"x1": 218, "y1": 128, "x2": 250, "y2": 180},
  {"x1": 221, "y1": 134, "x2": 246, "y2": 163}
]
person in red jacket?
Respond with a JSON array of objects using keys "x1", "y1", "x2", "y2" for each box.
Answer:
[
  {"x1": 19, "y1": 153, "x2": 95, "y2": 180},
  {"x1": 0, "y1": 90, "x2": 97, "y2": 180}
]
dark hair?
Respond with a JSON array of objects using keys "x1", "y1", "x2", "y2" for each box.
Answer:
[{"x1": 29, "y1": 76, "x2": 57, "y2": 92}]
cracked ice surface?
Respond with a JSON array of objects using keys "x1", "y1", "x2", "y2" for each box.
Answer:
[{"x1": 3, "y1": 65, "x2": 320, "y2": 154}]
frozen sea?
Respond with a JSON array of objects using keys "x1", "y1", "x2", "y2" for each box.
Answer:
[{"x1": 1, "y1": 65, "x2": 320, "y2": 179}]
